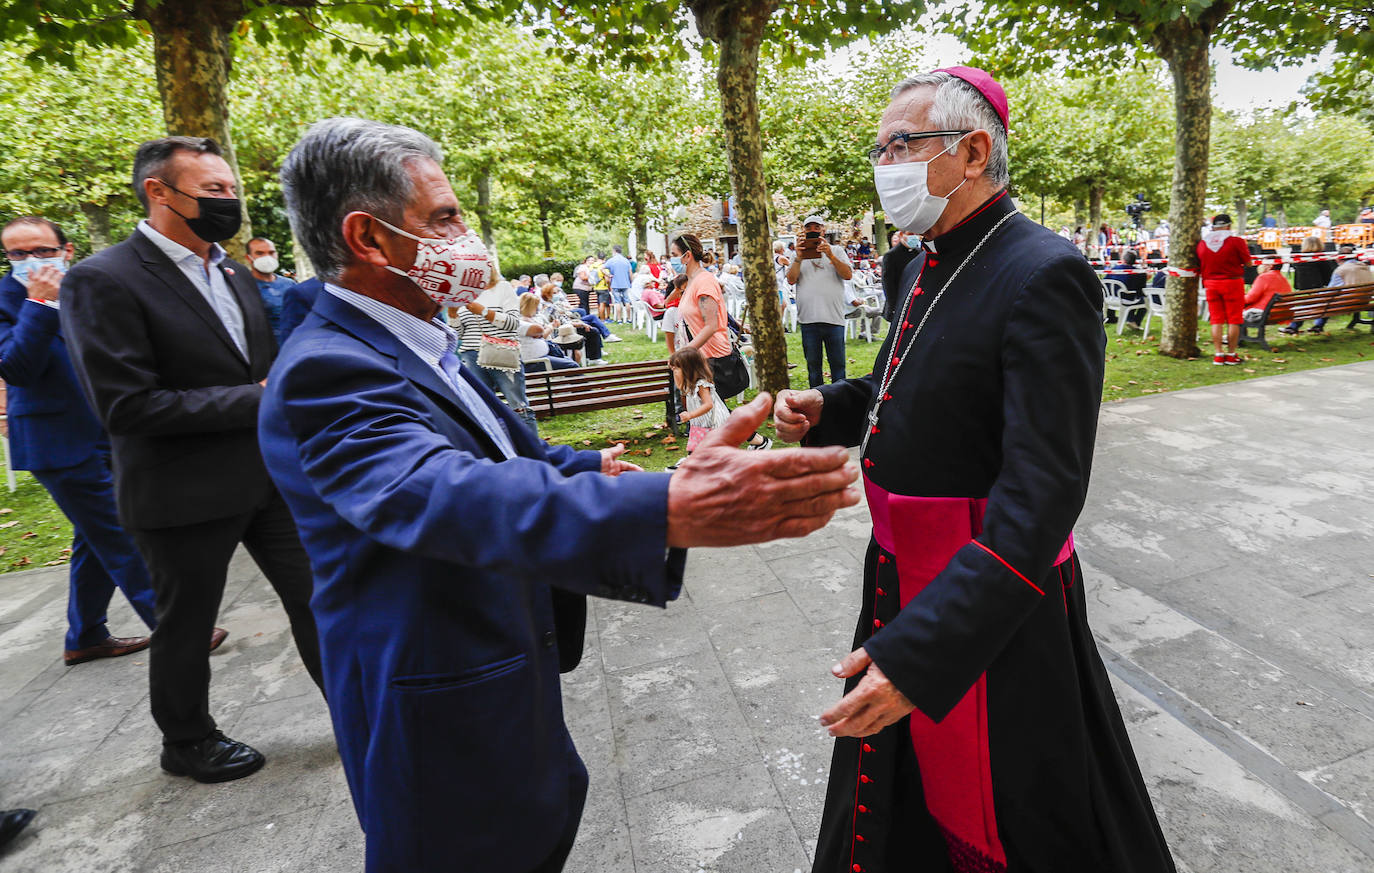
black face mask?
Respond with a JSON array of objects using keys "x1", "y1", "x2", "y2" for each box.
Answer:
[{"x1": 155, "y1": 179, "x2": 243, "y2": 243}]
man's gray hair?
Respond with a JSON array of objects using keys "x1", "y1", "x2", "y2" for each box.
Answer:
[
  {"x1": 889, "y1": 72, "x2": 1009, "y2": 189},
  {"x1": 280, "y1": 117, "x2": 443, "y2": 281}
]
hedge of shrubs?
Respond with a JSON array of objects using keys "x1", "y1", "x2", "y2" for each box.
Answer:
[{"x1": 501, "y1": 259, "x2": 583, "y2": 283}]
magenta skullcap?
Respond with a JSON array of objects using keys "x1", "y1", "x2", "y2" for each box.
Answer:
[{"x1": 932, "y1": 66, "x2": 1009, "y2": 133}]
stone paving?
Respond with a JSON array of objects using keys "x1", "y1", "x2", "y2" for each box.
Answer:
[{"x1": 2, "y1": 362, "x2": 1373, "y2": 872}]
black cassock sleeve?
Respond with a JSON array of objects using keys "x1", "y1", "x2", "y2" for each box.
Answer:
[{"x1": 863, "y1": 253, "x2": 1106, "y2": 722}]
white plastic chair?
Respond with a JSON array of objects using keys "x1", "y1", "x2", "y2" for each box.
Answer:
[
  {"x1": 1141, "y1": 289, "x2": 1167, "y2": 342},
  {"x1": 1102, "y1": 279, "x2": 1148, "y2": 335}
]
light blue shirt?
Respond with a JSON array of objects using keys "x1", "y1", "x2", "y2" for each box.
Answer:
[
  {"x1": 323, "y1": 283, "x2": 516, "y2": 459},
  {"x1": 137, "y1": 220, "x2": 248, "y2": 358},
  {"x1": 605, "y1": 254, "x2": 633, "y2": 290}
]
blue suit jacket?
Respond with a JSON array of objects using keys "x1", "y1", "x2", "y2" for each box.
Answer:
[
  {"x1": 258, "y1": 289, "x2": 682, "y2": 872},
  {"x1": 277, "y1": 276, "x2": 322, "y2": 344},
  {"x1": 0, "y1": 271, "x2": 105, "y2": 471}
]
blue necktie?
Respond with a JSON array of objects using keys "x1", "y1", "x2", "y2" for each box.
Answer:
[{"x1": 437, "y1": 351, "x2": 517, "y2": 459}]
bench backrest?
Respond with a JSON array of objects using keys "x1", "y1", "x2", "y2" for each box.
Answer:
[
  {"x1": 1269, "y1": 282, "x2": 1374, "y2": 322},
  {"x1": 526, "y1": 360, "x2": 672, "y2": 415}
]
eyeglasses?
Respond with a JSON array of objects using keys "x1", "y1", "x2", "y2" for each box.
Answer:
[
  {"x1": 5, "y1": 247, "x2": 62, "y2": 260},
  {"x1": 867, "y1": 130, "x2": 972, "y2": 166}
]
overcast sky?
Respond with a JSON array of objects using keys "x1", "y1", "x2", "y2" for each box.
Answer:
[{"x1": 910, "y1": 31, "x2": 1326, "y2": 114}]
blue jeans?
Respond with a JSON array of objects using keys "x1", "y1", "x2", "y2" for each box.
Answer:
[
  {"x1": 800, "y1": 322, "x2": 847, "y2": 388},
  {"x1": 572, "y1": 309, "x2": 611, "y2": 338},
  {"x1": 525, "y1": 356, "x2": 578, "y2": 372},
  {"x1": 458, "y1": 349, "x2": 538, "y2": 434},
  {"x1": 31, "y1": 449, "x2": 158, "y2": 649}
]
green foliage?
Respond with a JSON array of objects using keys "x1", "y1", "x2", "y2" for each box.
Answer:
[
  {"x1": 0, "y1": 43, "x2": 163, "y2": 252},
  {"x1": 1005, "y1": 69, "x2": 1175, "y2": 219}
]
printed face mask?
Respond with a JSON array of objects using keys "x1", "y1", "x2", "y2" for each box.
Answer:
[
  {"x1": 11, "y1": 256, "x2": 67, "y2": 287},
  {"x1": 374, "y1": 217, "x2": 492, "y2": 306},
  {"x1": 252, "y1": 255, "x2": 279, "y2": 274},
  {"x1": 872, "y1": 133, "x2": 970, "y2": 236}
]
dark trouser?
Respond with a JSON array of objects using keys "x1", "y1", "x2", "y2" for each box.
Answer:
[
  {"x1": 572, "y1": 309, "x2": 611, "y2": 338},
  {"x1": 800, "y1": 322, "x2": 847, "y2": 388},
  {"x1": 525, "y1": 356, "x2": 578, "y2": 372},
  {"x1": 132, "y1": 491, "x2": 323, "y2": 744},
  {"x1": 31, "y1": 450, "x2": 158, "y2": 650},
  {"x1": 579, "y1": 326, "x2": 603, "y2": 360}
]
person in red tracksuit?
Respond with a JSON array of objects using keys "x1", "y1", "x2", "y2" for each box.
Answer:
[{"x1": 1196, "y1": 213, "x2": 1253, "y2": 365}]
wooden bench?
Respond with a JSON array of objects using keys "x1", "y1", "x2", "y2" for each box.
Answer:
[
  {"x1": 1240, "y1": 282, "x2": 1374, "y2": 350},
  {"x1": 526, "y1": 360, "x2": 679, "y2": 434}
]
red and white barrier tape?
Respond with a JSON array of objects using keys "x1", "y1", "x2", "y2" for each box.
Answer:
[{"x1": 1091, "y1": 246, "x2": 1374, "y2": 277}]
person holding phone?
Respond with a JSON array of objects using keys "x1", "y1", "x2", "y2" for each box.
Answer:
[{"x1": 786, "y1": 215, "x2": 854, "y2": 387}]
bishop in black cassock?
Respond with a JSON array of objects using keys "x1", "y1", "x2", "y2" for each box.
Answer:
[{"x1": 775, "y1": 68, "x2": 1175, "y2": 873}]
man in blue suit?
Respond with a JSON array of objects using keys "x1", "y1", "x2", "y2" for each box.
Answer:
[
  {"x1": 261, "y1": 118, "x2": 860, "y2": 873},
  {"x1": 0, "y1": 217, "x2": 163, "y2": 664}
]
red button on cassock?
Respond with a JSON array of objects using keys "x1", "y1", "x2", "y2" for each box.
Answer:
[
  {"x1": 873, "y1": 619, "x2": 883, "y2": 629},
  {"x1": 891, "y1": 356, "x2": 900, "y2": 365},
  {"x1": 853, "y1": 865, "x2": 862, "y2": 872},
  {"x1": 870, "y1": 425, "x2": 880, "y2": 434},
  {"x1": 929, "y1": 258, "x2": 939, "y2": 267},
  {"x1": 876, "y1": 587, "x2": 886, "y2": 597},
  {"x1": 863, "y1": 458, "x2": 875, "y2": 469},
  {"x1": 883, "y1": 393, "x2": 893, "y2": 401},
  {"x1": 862, "y1": 743, "x2": 873, "y2": 752},
  {"x1": 858, "y1": 804, "x2": 869, "y2": 813},
  {"x1": 861, "y1": 775, "x2": 872, "y2": 783},
  {"x1": 855, "y1": 834, "x2": 866, "y2": 842},
  {"x1": 877, "y1": 555, "x2": 888, "y2": 564}
]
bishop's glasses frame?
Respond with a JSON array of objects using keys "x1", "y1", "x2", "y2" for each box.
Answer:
[{"x1": 867, "y1": 130, "x2": 972, "y2": 166}]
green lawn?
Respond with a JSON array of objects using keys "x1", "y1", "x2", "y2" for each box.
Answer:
[{"x1": 3, "y1": 314, "x2": 1369, "y2": 573}]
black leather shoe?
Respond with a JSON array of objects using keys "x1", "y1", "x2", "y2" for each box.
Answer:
[
  {"x1": 0, "y1": 808, "x2": 35, "y2": 850},
  {"x1": 160, "y1": 731, "x2": 265, "y2": 783}
]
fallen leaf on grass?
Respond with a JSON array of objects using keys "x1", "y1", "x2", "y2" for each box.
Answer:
[
  {"x1": 19, "y1": 532, "x2": 35, "y2": 540},
  {"x1": 1243, "y1": 368, "x2": 1256, "y2": 373},
  {"x1": 42, "y1": 559, "x2": 65, "y2": 567},
  {"x1": 631, "y1": 413, "x2": 644, "y2": 420},
  {"x1": 0, "y1": 521, "x2": 17, "y2": 529},
  {"x1": 640, "y1": 448, "x2": 653, "y2": 457},
  {"x1": 0, "y1": 508, "x2": 12, "y2": 514},
  {"x1": 1108, "y1": 385, "x2": 1124, "y2": 391},
  {"x1": 1271, "y1": 358, "x2": 1287, "y2": 363},
  {"x1": 1127, "y1": 380, "x2": 1138, "y2": 385},
  {"x1": 660, "y1": 436, "x2": 678, "y2": 445},
  {"x1": 11, "y1": 557, "x2": 29, "y2": 567},
  {"x1": 1320, "y1": 357, "x2": 1333, "y2": 362},
  {"x1": 581, "y1": 440, "x2": 592, "y2": 445}
]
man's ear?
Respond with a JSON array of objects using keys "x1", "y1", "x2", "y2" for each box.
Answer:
[
  {"x1": 963, "y1": 129, "x2": 993, "y2": 179},
  {"x1": 62, "y1": 242, "x2": 75, "y2": 262},
  {"x1": 341, "y1": 212, "x2": 392, "y2": 268}
]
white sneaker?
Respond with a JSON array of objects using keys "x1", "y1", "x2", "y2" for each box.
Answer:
[
  {"x1": 605, "y1": 333, "x2": 623, "y2": 343},
  {"x1": 589, "y1": 358, "x2": 609, "y2": 366}
]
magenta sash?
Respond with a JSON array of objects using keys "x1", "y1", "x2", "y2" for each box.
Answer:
[{"x1": 862, "y1": 476, "x2": 1074, "y2": 871}]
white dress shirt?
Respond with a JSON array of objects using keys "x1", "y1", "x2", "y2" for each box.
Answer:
[{"x1": 137, "y1": 220, "x2": 248, "y2": 357}]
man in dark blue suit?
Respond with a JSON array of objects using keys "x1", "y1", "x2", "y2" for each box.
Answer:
[
  {"x1": 262, "y1": 118, "x2": 860, "y2": 873},
  {"x1": 0, "y1": 217, "x2": 161, "y2": 664}
]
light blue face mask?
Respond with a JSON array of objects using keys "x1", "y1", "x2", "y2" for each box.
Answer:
[
  {"x1": 11, "y1": 257, "x2": 67, "y2": 287},
  {"x1": 670, "y1": 258, "x2": 684, "y2": 272}
]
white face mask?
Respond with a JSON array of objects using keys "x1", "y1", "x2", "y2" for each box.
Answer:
[
  {"x1": 375, "y1": 217, "x2": 493, "y2": 306},
  {"x1": 11, "y1": 256, "x2": 67, "y2": 287},
  {"x1": 872, "y1": 133, "x2": 970, "y2": 236},
  {"x1": 252, "y1": 255, "x2": 279, "y2": 275}
]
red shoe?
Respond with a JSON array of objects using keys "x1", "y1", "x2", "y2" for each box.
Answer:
[
  {"x1": 1224, "y1": 354, "x2": 1240, "y2": 365},
  {"x1": 1212, "y1": 354, "x2": 1226, "y2": 366}
]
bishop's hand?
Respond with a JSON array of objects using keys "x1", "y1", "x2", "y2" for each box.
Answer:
[
  {"x1": 772, "y1": 389, "x2": 823, "y2": 443},
  {"x1": 819, "y1": 647, "x2": 916, "y2": 738}
]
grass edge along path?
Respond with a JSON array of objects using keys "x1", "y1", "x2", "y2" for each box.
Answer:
[{"x1": 1, "y1": 319, "x2": 1369, "y2": 572}]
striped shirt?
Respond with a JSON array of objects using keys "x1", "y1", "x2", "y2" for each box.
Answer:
[{"x1": 452, "y1": 307, "x2": 520, "y2": 353}]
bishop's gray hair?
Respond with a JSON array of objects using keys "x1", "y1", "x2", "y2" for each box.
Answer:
[
  {"x1": 890, "y1": 72, "x2": 1010, "y2": 189},
  {"x1": 280, "y1": 117, "x2": 443, "y2": 281}
]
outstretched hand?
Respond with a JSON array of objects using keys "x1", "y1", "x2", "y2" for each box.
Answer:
[
  {"x1": 666, "y1": 393, "x2": 859, "y2": 549},
  {"x1": 819, "y1": 647, "x2": 916, "y2": 738},
  {"x1": 601, "y1": 443, "x2": 643, "y2": 476}
]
